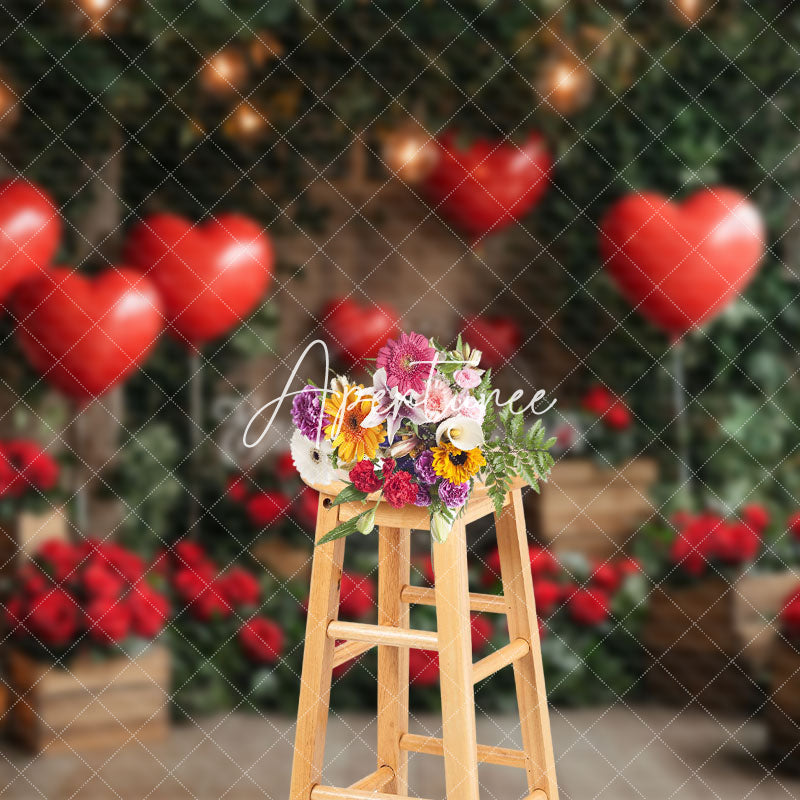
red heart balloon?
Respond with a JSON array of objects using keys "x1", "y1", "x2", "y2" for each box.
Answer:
[
  {"x1": 462, "y1": 315, "x2": 522, "y2": 369},
  {"x1": 321, "y1": 298, "x2": 400, "y2": 366},
  {"x1": 0, "y1": 179, "x2": 61, "y2": 304},
  {"x1": 423, "y1": 132, "x2": 552, "y2": 239},
  {"x1": 12, "y1": 267, "x2": 164, "y2": 399},
  {"x1": 599, "y1": 188, "x2": 765, "y2": 337},
  {"x1": 124, "y1": 213, "x2": 273, "y2": 346}
]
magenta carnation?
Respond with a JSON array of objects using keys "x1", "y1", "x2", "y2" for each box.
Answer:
[
  {"x1": 291, "y1": 385, "x2": 329, "y2": 441},
  {"x1": 376, "y1": 332, "x2": 437, "y2": 395}
]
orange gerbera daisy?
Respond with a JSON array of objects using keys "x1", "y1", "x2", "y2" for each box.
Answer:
[{"x1": 324, "y1": 384, "x2": 385, "y2": 463}]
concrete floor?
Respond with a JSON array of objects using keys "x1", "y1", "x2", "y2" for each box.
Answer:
[{"x1": 0, "y1": 707, "x2": 797, "y2": 800}]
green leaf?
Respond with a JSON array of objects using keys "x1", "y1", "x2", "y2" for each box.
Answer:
[
  {"x1": 330, "y1": 484, "x2": 369, "y2": 506},
  {"x1": 317, "y1": 513, "x2": 367, "y2": 544}
]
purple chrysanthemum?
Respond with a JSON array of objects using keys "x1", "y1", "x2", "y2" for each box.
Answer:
[
  {"x1": 376, "y1": 332, "x2": 437, "y2": 395},
  {"x1": 414, "y1": 450, "x2": 437, "y2": 485},
  {"x1": 438, "y1": 479, "x2": 470, "y2": 509},
  {"x1": 413, "y1": 484, "x2": 432, "y2": 507},
  {"x1": 291, "y1": 385, "x2": 329, "y2": 441}
]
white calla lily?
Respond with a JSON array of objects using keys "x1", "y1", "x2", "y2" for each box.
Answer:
[{"x1": 435, "y1": 415, "x2": 484, "y2": 450}]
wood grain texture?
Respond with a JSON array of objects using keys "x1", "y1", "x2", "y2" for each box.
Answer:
[
  {"x1": 290, "y1": 494, "x2": 346, "y2": 800},
  {"x1": 472, "y1": 638, "x2": 530, "y2": 684},
  {"x1": 327, "y1": 621, "x2": 437, "y2": 651},
  {"x1": 376, "y1": 525, "x2": 410, "y2": 793},
  {"x1": 495, "y1": 489, "x2": 559, "y2": 800},
  {"x1": 399, "y1": 733, "x2": 527, "y2": 769},
  {"x1": 433, "y1": 518, "x2": 480, "y2": 800},
  {"x1": 400, "y1": 585, "x2": 507, "y2": 615}
]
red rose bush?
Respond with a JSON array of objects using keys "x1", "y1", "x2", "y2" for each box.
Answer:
[
  {"x1": 0, "y1": 439, "x2": 60, "y2": 520},
  {"x1": 4, "y1": 537, "x2": 167, "y2": 658}
]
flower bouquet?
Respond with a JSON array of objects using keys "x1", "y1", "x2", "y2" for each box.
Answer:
[{"x1": 288, "y1": 331, "x2": 556, "y2": 544}]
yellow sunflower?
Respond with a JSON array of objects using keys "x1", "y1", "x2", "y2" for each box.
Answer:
[
  {"x1": 431, "y1": 442, "x2": 486, "y2": 484},
  {"x1": 324, "y1": 384, "x2": 385, "y2": 463}
]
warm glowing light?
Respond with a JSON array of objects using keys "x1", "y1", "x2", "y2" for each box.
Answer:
[
  {"x1": 72, "y1": 0, "x2": 130, "y2": 36},
  {"x1": 200, "y1": 49, "x2": 248, "y2": 95},
  {"x1": 249, "y1": 31, "x2": 284, "y2": 67},
  {"x1": 382, "y1": 127, "x2": 438, "y2": 183},
  {"x1": 537, "y1": 55, "x2": 592, "y2": 115},
  {"x1": 0, "y1": 72, "x2": 19, "y2": 131},
  {"x1": 671, "y1": 0, "x2": 707, "y2": 24},
  {"x1": 225, "y1": 103, "x2": 269, "y2": 142}
]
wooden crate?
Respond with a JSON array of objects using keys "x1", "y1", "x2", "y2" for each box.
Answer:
[
  {"x1": 527, "y1": 457, "x2": 658, "y2": 557},
  {"x1": 644, "y1": 574, "x2": 799, "y2": 710},
  {"x1": 0, "y1": 507, "x2": 69, "y2": 578},
  {"x1": 7, "y1": 644, "x2": 170, "y2": 754},
  {"x1": 767, "y1": 641, "x2": 800, "y2": 771}
]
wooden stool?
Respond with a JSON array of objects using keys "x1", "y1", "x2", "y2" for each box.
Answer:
[{"x1": 289, "y1": 477, "x2": 558, "y2": 800}]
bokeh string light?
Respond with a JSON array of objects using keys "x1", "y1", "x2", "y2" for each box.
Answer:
[
  {"x1": 381, "y1": 125, "x2": 438, "y2": 184},
  {"x1": 200, "y1": 48, "x2": 249, "y2": 96}
]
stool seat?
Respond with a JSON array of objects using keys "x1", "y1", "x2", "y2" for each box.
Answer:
[{"x1": 289, "y1": 479, "x2": 559, "y2": 800}]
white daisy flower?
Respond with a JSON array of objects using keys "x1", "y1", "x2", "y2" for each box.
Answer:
[{"x1": 290, "y1": 428, "x2": 336, "y2": 485}]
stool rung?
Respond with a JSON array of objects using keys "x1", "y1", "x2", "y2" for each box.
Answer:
[
  {"x1": 399, "y1": 733, "x2": 527, "y2": 769},
  {"x1": 347, "y1": 765, "x2": 394, "y2": 791},
  {"x1": 526, "y1": 792, "x2": 547, "y2": 800},
  {"x1": 312, "y1": 787, "x2": 432, "y2": 800},
  {"x1": 472, "y1": 638, "x2": 530, "y2": 684},
  {"x1": 327, "y1": 620, "x2": 438, "y2": 651},
  {"x1": 400, "y1": 585, "x2": 507, "y2": 614},
  {"x1": 332, "y1": 640, "x2": 375, "y2": 668}
]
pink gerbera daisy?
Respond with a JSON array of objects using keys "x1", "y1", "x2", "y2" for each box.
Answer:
[{"x1": 376, "y1": 332, "x2": 437, "y2": 395}]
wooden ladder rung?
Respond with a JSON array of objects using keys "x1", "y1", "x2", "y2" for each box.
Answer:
[
  {"x1": 400, "y1": 585, "x2": 507, "y2": 614},
  {"x1": 347, "y1": 765, "x2": 394, "y2": 791},
  {"x1": 312, "y1": 787, "x2": 432, "y2": 800},
  {"x1": 472, "y1": 638, "x2": 530, "y2": 684},
  {"x1": 399, "y1": 732, "x2": 528, "y2": 769},
  {"x1": 327, "y1": 621, "x2": 438, "y2": 651},
  {"x1": 332, "y1": 640, "x2": 375, "y2": 668}
]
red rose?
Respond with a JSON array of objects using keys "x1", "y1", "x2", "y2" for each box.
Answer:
[
  {"x1": 481, "y1": 547, "x2": 502, "y2": 587},
  {"x1": 741, "y1": 503, "x2": 770, "y2": 533},
  {"x1": 568, "y1": 588, "x2": 610, "y2": 626},
  {"x1": 339, "y1": 572, "x2": 376, "y2": 619},
  {"x1": 86, "y1": 596, "x2": 131, "y2": 643},
  {"x1": 670, "y1": 514, "x2": 719, "y2": 577},
  {"x1": 383, "y1": 471, "x2": 417, "y2": 509},
  {"x1": 246, "y1": 490, "x2": 291, "y2": 527},
  {"x1": 226, "y1": 475, "x2": 249, "y2": 503},
  {"x1": 418, "y1": 555, "x2": 435, "y2": 585},
  {"x1": 173, "y1": 566, "x2": 214, "y2": 604},
  {"x1": 470, "y1": 613, "x2": 492, "y2": 653},
  {"x1": 348, "y1": 460, "x2": 383, "y2": 493},
  {"x1": 191, "y1": 582, "x2": 233, "y2": 622},
  {"x1": 239, "y1": 617, "x2": 284, "y2": 663},
  {"x1": 101, "y1": 542, "x2": 145, "y2": 584},
  {"x1": 590, "y1": 562, "x2": 621, "y2": 594},
  {"x1": 218, "y1": 567, "x2": 260, "y2": 608},
  {"x1": 19, "y1": 564, "x2": 48, "y2": 598},
  {"x1": 409, "y1": 649, "x2": 439, "y2": 686},
  {"x1": 5, "y1": 595, "x2": 26, "y2": 631},
  {"x1": 714, "y1": 521, "x2": 760, "y2": 565},
  {"x1": 27, "y1": 588, "x2": 79, "y2": 646},
  {"x1": 529, "y1": 545, "x2": 559, "y2": 578},
  {"x1": 83, "y1": 562, "x2": 125, "y2": 599},
  {"x1": 128, "y1": 583, "x2": 169, "y2": 638},
  {"x1": 36, "y1": 539, "x2": 79, "y2": 583},
  {"x1": 293, "y1": 486, "x2": 319, "y2": 529},
  {"x1": 616, "y1": 557, "x2": 640, "y2": 576},
  {"x1": 3, "y1": 440, "x2": 59, "y2": 494},
  {"x1": 603, "y1": 402, "x2": 632, "y2": 431},
  {"x1": 275, "y1": 450, "x2": 296, "y2": 482},
  {"x1": 173, "y1": 540, "x2": 209, "y2": 569},
  {"x1": 789, "y1": 512, "x2": 800, "y2": 541},
  {"x1": 581, "y1": 385, "x2": 614, "y2": 416},
  {"x1": 533, "y1": 579, "x2": 561, "y2": 618},
  {"x1": 780, "y1": 589, "x2": 800, "y2": 638}
]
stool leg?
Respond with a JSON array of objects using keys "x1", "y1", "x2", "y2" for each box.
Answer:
[
  {"x1": 377, "y1": 526, "x2": 411, "y2": 794},
  {"x1": 495, "y1": 488, "x2": 559, "y2": 800},
  {"x1": 290, "y1": 495, "x2": 346, "y2": 800},
  {"x1": 433, "y1": 519, "x2": 480, "y2": 800}
]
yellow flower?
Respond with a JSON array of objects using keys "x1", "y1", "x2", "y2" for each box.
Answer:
[
  {"x1": 431, "y1": 442, "x2": 486, "y2": 484},
  {"x1": 324, "y1": 384, "x2": 384, "y2": 463}
]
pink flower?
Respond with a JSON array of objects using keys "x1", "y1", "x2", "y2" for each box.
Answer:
[
  {"x1": 421, "y1": 376, "x2": 454, "y2": 422},
  {"x1": 454, "y1": 368, "x2": 482, "y2": 389},
  {"x1": 376, "y1": 332, "x2": 437, "y2": 395},
  {"x1": 451, "y1": 392, "x2": 486, "y2": 423}
]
